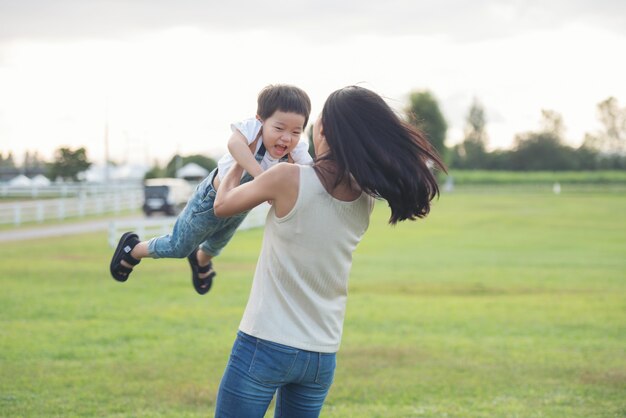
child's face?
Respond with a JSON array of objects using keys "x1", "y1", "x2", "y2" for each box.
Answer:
[{"x1": 260, "y1": 111, "x2": 306, "y2": 159}]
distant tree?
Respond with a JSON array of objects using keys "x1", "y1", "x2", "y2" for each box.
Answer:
[
  {"x1": 48, "y1": 147, "x2": 92, "y2": 181},
  {"x1": 579, "y1": 139, "x2": 626, "y2": 169},
  {"x1": 575, "y1": 143, "x2": 602, "y2": 170},
  {"x1": 484, "y1": 149, "x2": 514, "y2": 170},
  {"x1": 466, "y1": 99, "x2": 488, "y2": 144},
  {"x1": 406, "y1": 90, "x2": 448, "y2": 158},
  {"x1": 185, "y1": 155, "x2": 217, "y2": 172},
  {"x1": 23, "y1": 151, "x2": 33, "y2": 169},
  {"x1": 509, "y1": 110, "x2": 578, "y2": 170},
  {"x1": 164, "y1": 154, "x2": 217, "y2": 178},
  {"x1": 584, "y1": 97, "x2": 626, "y2": 154},
  {"x1": 510, "y1": 133, "x2": 578, "y2": 170},
  {"x1": 0, "y1": 152, "x2": 16, "y2": 168},
  {"x1": 540, "y1": 109, "x2": 565, "y2": 139},
  {"x1": 23, "y1": 150, "x2": 46, "y2": 170},
  {"x1": 165, "y1": 154, "x2": 184, "y2": 178},
  {"x1": 451, "y1": 98, "x2": 488, "y2": 169},
  {"x1": 144, "y1": 160, "x2": 166, "y2": 180},
  {"x1": 582, "y1": 132, "x2": 602, "y2": 151}
]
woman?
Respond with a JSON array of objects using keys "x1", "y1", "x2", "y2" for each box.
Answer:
[{"x1": 212, "y1": 86, "x2": 446, "y2": 417}]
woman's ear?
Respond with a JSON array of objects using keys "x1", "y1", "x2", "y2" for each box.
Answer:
[
  {"x1": 256, "y1": 114, "x2": 263, "y2": 123},
  {"x1": 317, "y1": 126, "x2": 325, "y2": 142}
]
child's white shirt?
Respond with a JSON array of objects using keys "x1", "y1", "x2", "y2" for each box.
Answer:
[{"x1": 217, "y1": 118, "x2": 313, "y2": 180}]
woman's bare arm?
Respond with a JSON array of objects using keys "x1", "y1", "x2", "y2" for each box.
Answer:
[{"x1": 214, "y1": 162, "x2": 299, "y2": 218}]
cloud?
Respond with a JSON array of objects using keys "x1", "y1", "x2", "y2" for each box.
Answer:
[{"x1": 1, "y1": 0, "x2": 625, "y2": 44}]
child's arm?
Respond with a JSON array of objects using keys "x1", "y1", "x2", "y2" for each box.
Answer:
[{"x1": 228, "y1": 131, "x2": 263, "y2": 178}]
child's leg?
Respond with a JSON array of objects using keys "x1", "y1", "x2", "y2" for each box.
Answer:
[
  {"x1": 148, "y1": 175, "x2": 221, "y2": 259},
  {"x1": 118, "y1": 241, "x2": 150, "y2": 270},
  {"x1": 115, "y1": 210, "x2": 211, "y2": 272},
  {"x1": 196, "y1": 211, "x2": 249, "y2": 268},
  {"x1": 113, "y1": 174, "x2": 219, "y2": 275},
  {"x1": 187, "y1": 211, "x2": 249, "y2": 293},
  {"x1": 188, "y1": 247, "x2": 217, "y2": 294},
  {"x1": 196, "y1": 249, "x2": 214, "y2": 278}
]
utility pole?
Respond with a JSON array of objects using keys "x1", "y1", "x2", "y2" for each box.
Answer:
[
  {"x1": 176, "y1": 143, "x2": 183, "y2": 178},
  {"x1": 104, "y1": 99, "x2": 110, "y2": 183}
]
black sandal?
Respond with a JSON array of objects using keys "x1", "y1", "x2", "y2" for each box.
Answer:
[
  {"x1": 110, "y1": 232, "x2": 141, "y2": 282},
  {"x1": 187, "y1": 248, "x2": 216, "y2": 295}
]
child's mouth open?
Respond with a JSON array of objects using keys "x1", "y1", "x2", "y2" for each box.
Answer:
[{"x1": 274, "y1": 144, "x2": 288, "y2": 156}]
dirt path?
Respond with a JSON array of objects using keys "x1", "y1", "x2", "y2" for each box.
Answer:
[{"x1": 0, "y1": 215, "x2": 144, "y2": 243}]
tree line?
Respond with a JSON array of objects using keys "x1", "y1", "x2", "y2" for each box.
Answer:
[
  {"x1": 0, "y1": 148, "x2": 218, "y2": 182},
  {"x1": 406, "y1": 93, "x2": 626, "y2": 170},
  {"x1": 3, "y1": 92, "x2": 625, "y2": 182},
  {"x1": 0, "y1": 148, "x2": 91, "y2": 182}
]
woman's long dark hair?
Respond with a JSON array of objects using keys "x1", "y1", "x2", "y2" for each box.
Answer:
[{"x1": 315, "y1": 86, "x2": 447, "y2": 224}]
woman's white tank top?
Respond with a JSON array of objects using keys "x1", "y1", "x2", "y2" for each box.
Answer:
[{"x1": 239, "y1": 165, "x2": 374, "y2": 352}]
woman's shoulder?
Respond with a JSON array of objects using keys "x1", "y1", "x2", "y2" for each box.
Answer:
[
  {"x1": 265, "y1": 164, "x2": 320, "y2": 195},
  {"x1": 263, "y1": 162, "x2": 302, "y2": 184}
]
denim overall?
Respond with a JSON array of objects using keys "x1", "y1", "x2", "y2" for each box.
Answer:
[{"x1": 147, "y1": 143, "x2": 286, "y2": 258}]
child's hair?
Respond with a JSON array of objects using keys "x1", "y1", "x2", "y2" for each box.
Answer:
[
  {"x1": 317, "y1": 86, "x2": 447, "y2": 224},
  {"x1": 257, "y1": 84, "x2": 312, "y2": 127}
]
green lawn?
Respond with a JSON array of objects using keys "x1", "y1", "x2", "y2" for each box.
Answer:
[
  {"x1": 446, "y1": 170, "x2": 626, "y2": 185},
  {"x1": 1, "y1": 189, "x2": 625, "y2": 417}
]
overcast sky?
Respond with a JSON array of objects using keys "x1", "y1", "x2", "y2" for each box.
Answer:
[{"x1": 1, "y1": 0, "x2": 625, "y2": 166}]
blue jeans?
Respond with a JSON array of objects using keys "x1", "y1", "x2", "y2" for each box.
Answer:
[
  {"x1": 147, "y1": 170, "x2": 249, "y2": 258},
  {"x1": 215, "y1": 331, "x2": 336, "y2": 418}
]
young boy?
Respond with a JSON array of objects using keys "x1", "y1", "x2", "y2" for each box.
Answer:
[{"x1": 109, "y1": 85, "x2": 312, "y2": 294}]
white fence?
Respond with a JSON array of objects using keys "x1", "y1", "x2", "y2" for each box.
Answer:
[
  {"x1": 0, "y1": 182, "x2": 142, "y2": 199},
  {"x1": 107, "y1": 202, "x2": 271, "y2": 248},
  {"x1": 0, "y1": 192, "x2": 143, "y2": 226}
]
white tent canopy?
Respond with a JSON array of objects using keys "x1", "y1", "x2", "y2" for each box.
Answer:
[
  {"x1": 8, "y1": 174, "x2": 32, "y2": 186},
  {"x1": 176, "y1": 162, "x2": 209, "y2": 179},
  {"x1": 82, "y1": 163, "x2": 149, "y2": 183},
  {"x1": 31, "y1": 174, "x2": 51, "y2": 186}
]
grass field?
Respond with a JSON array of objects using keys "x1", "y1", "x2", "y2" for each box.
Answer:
[
  {"x1": 446, "y1": 170, "x2": 626, "y2": 185},
  {"x1": 1, "y1": 188, "x2": 625, "y2": 417}
]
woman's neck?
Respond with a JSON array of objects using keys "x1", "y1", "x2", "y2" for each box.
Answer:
[{"x1": 313, "y1": 160, "x2": 361, "y2": 201}]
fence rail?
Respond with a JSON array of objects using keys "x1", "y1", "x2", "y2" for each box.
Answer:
[
  {"x1": 0, "y1": 182, "x2": 143, "y2": 199},
  {"x1": 0, "y1": 192, "x2": 143, "y2": 226}
]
